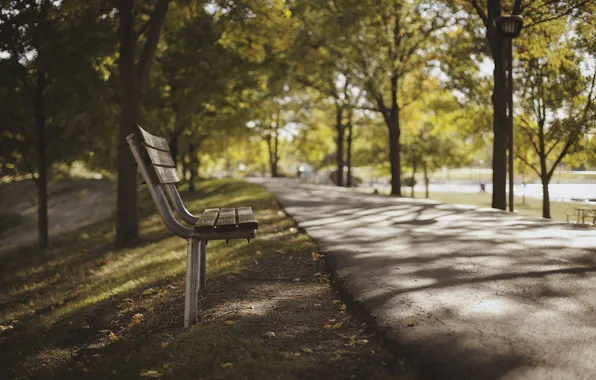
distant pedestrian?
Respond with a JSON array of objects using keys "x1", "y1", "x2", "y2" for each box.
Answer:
[{"x1": 480, "y1": 182, "x2": 486, "y2": 192}]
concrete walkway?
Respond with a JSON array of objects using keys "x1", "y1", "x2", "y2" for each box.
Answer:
[{"x1": 254, "y1": 178, "x2": 596, "y2": 380}]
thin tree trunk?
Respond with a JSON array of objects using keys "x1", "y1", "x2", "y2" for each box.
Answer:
[
  {"x1": 35, "y1": 69, "x2": 49, "y2": 250},
  {"x1": 274, "y1": 129, "x2": 279, "y2": 177},
  {"x1": 541, "y1": 175, "x2": 551, "y2": 219},
  {"x1": 265, "y1": 134, "x2": 275, "y2": 177},
  {"x1": 188, "y1": 143, "x2": 197, "y2": 192},
  {"x1": 346, "y1": 122, "x2": 353, "y2": 187},
  {"x1": 411, "y1": 157, "x2": 417, "y2": 198},
  {"x1": 490, "y1": 43, "x2": 508, "y2": 210},
  {"x1": 335, "y1": 106, "x2": 344, "y2": 187},
  {"x1": 423, "y1": 163, "x2": 429, "y2": 199},
  {"x1": 388, "y1": 118, "x2": 402, "y2": 196}
]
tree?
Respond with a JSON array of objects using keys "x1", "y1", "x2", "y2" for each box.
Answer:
[
  {"x1": 514, "y1": 19, "x2": 595, "y2": 218},
  {"x1": 0, "y1": 0, "x2": 113, "y2": 249},
  {"x1": 450, "y1": 0, "x2": 591, "y2": 209},
  {"x1": 115, "y1": 0, "x2": 170, "y2": 246},
  {"x1": 345, "y1": 0, "x2": 451, "y2": 196}
]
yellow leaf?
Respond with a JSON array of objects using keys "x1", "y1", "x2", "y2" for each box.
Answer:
[
  {"x1": 301, "y1": 347, "x2": 312, "y2": 354},
  {"x1": 140, "y1": 370, "x2": 162, "y2": 377},
  {"x1": 160, "y1": 341, "x2": 169, "y2": 348},
  {"x1": 331, "y1": 322, "x2": 343, "y2": 329},
  {"x1": 108, "y1": 331, "x2": 118, "y2": 342},
  {"x1": 332, "y1": 300, "x2": 341, "y2": 305},
  {"x1": 246, "y1": 305, "x2": 254, "y2": 309},
  {"x1": 220, "y1": 362, "x2": 233, "y2": 369},
  {"x1": 131, "y1": 313, "x2": 144, "y2": 325},
  {"x1": 339, "y1": 304, "x2": 347, "y2": 311},
  {"x1": 357, "y1": 339, "x2": 368, "y2": 345},
  {"x1": 224, "y1": 320, "x2": 235, "y2": 325},
  {"x1": 142, "y1": 288, "x2": 157, "y2": 296},
  {"x1": 407, "y1": 321, "x2": 416, "y2": 327},
  {"x1": 324, "y1": 324, "x2": 332, "y2": 329}
]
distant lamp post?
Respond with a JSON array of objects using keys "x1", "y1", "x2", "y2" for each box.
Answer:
[{"x1": 497, "y1": 14, "x2": 523, "y2": 213}]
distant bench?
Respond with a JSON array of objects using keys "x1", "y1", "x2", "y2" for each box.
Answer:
[{"x1": 126, "y1": 125, "x2": 258, "y2": 327}]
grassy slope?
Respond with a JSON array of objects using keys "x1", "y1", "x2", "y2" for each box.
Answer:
[{"x1": 0, "y1": 179, "x2": 408, "y2": 380}]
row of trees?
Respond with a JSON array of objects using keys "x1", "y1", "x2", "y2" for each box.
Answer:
[{"x1": 1, "y1": 0, "x2": 594, "y2": 248}]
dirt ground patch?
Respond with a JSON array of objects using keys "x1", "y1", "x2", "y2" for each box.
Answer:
[
  {"x1": 0, "y1": 178, "x2": 115, "y2": 253},
  {"x1": 0, "y1": 178, "x2": 415, "y2": 380}
]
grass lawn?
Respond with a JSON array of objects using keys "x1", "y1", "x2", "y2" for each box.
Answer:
[
  {"x1": 423, "y1": 191, "x2": 586, "y2": 223},
  {"x1": 0, "y1": 179, "x2": 411, "y2": 380}
]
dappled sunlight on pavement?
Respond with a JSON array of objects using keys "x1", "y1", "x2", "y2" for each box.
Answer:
[{"x1": 255, "y1": 178, "x2": 596, "y2": 380}]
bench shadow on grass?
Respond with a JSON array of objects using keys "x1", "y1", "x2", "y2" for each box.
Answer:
[
  {"x1": 275, "y1": 184, "x2": 596, "y2": 379},
  {"x1": 0, "y1": 179, "x2": 400, "y2": 380}
]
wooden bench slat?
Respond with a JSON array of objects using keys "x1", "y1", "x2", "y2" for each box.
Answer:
[
  {"x1": 145, "y1": 147, "x2": 175, "y2": 167},
  {"x1": 154, "y1": 166, "x2": 180, "y2": 184},
  {"x1": 137, "y1": 125, "x2": 170, "y2": 152},
  {"x1": 195, "y1": 208, "x2": 220, "y2": 232},
  {"x1": 216, "y1": 208, "x2": 237, "y2": 230},
  {"x1": 237, "y1": 207, "x2": 258, "y2": 229}
]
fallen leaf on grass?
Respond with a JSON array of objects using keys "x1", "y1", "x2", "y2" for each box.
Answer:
[
  {"x1": 301, "y1": 347, "x2": 313, "y2": 354},
  {"x1": 324, "y1": 324, "x2": 332, "y2": 329},
  {"x1": 357, "y1": 339, "x2": 368, "y2": 345},
  {"x1": 160, "y1": 341, "x2": 169, "y2": 348},
  {"x1": 292, "y1": 278, "x2": 300, "y2": 282},
  {"x1": 312, "y1": 252, "x2": 322, "y2": 261},
  {"x1": 140, "y1": 370, "x2": 162, "y2": 377},
  {"x1": 339, "y1": 304, "x2": 347, "y2": 311},
  {"x1": 220, "y1": 363, "x2": 233, "y2": 369},
  {"x1": 263, "y1": 331, "x2": 276, "y2": 338},
  {"x1": 142, "y1": 288, "x2": 158, "y2": 296},
  {"x1": 332, "y1": 300, "x2": 341, "y2": 305},
  {"x1": 246, "y1": 305, "x2": 254, "y2": 309},
  {"x1": 407, "y1": 321, "x2": 417, "y2": 327},
  {"x1": 331, "y1": 322, "x2": 343, "y2": 329},
  {"x1": 108, "y1": 331, "x2": 118, "y2": 342},
  {"x1": 131, "y1": 313, "x2": 144, "y2": 325},
  {"x1": 224, "y1": 320, "x2": 235, "y2": 325}
]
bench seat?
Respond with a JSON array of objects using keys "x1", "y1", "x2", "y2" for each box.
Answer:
[{"x1": 194, "y1": 207, "x2": 258, "y2": 233}]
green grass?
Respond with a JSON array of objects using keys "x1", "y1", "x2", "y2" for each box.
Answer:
[
  {"x1": 422, "y1": 191, "x2": 589, "y2": 222},
  {"x1": 0, "y1": 179, "x2": 403, "y2": 380}
]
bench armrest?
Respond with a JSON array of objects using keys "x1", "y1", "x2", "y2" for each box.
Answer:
[{"x1": 164, "y1": 184, "x2": 199, "y2": 225}]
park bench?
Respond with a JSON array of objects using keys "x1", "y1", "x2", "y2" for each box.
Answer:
[{"x1": 126, "y1": 125, "x2": 258, "y2": 327}]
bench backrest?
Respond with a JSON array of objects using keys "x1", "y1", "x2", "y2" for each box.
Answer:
[
  {"x1": 136, "y1": 126, "x2": 180, "y2": 184},
  {"x1": 126, "y1": 125, "x2": 192, "y2": 238}
]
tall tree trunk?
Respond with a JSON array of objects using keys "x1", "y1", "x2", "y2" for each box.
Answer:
[
  {"x1": 423, "y1": 162, "x2": 429, "y2": 199},
  {"x1": 541, "y1": 175, "x2": 551, "y2": 219},
  {"x1": 35, "y1": 70, "x2": 49, "y2": 250},
  {"x1": 346, "y1": 122, "x2": 353, "y2": 187},
  {"x1": 116, "y1": 1, "x2": 140, "y2": 246},
  {"x1": 116, "y1": 0, "x2": 169, "y2": 247},
  {"x1": 335, "y1": 106, "x2": 344, "y2": 187},
  {"x1": 487, "y1": 0, "x2": 507, "y2": 210},
  {"x1": 188, "y1": 143, "x2": 197, "y2": 192},
  {"x1": 388, "y1": 117, "x2": 402, "y2": 196}
]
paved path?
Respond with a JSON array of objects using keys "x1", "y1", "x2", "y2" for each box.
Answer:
[{"x1": 254, "y1": 178, "x2": 596, "y2": 380}]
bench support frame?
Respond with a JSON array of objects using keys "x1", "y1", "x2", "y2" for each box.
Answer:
[{"x1": 126, "y1": 129, "x2": 257, "y2": 328}]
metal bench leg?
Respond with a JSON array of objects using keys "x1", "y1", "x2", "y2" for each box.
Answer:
[
  {"x1": 199, "y1": 240, "x2": 207, "y2": 290},
  {"x1": 184, "y1": 238, "x2": 201, "y2": 327}
]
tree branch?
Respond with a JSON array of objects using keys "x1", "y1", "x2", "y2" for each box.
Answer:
[{"x1": 137, "y1": 0, "x2": 170, "y2": 93}]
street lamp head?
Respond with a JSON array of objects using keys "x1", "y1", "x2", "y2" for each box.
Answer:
[{"x1": 497, "y1": 15, "x2": 523, "y2": 38}]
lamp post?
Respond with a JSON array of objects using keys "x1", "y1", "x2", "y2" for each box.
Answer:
[{"x1": 497, "y1": 15, "x2": 523, "y2": 213}]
